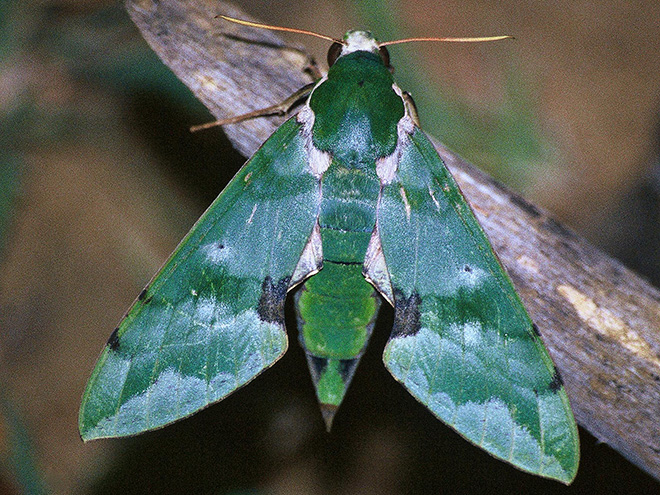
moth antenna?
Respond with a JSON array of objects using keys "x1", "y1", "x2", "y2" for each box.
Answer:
[
  {"x1": 217, "y1": 15, "x2": 344, "y2": 45},
  {"x1": 380, "y1": 35, "x2": 514, "y2": 47}
]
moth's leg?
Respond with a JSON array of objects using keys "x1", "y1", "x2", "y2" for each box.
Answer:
[
  {"x1": 402, "y1": 91, "x2": 421, "y2": 128},
  {"x1": 302, "y1": 56, "x2": 323, "y2": 80},
  {"x1": 190, "y1": 82, "x2": 317, "y2": 132}
]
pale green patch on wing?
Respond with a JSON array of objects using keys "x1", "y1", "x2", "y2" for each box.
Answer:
[
  {"x1": 79, "y1": 118, "x2": 320, "y2": 440},
  {"x1": 377, "y1": 128, "x2": 579, "y2": 483}
]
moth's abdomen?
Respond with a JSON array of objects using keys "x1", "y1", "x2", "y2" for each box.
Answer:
[
  {"x1": 295, "y1": 162, "x2": 381, "y2": 428},
  {"x1": 295, "y1": 260, "x2": 380, "y2": 429},
  {"x1": 297, "y1": 263, "x2": 378, "y2": 358}
]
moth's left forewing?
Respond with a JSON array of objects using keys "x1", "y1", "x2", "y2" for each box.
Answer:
[
  {"x1": 79, "y1": 118, "x2": 322, "y2": 440},
  {"x1": 375, "y1": 124, "x2": 579, "y2": 483}
]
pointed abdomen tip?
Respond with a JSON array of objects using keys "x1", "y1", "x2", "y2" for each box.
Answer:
[{"x1": 321, "y1": 404, "x2": 339, "y2": 431}]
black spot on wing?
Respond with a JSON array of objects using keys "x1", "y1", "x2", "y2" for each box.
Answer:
[
  {"x1": 137, "y1": 287, "x2": 152, "y2": 305},
  {"x1": 257, "y1": 276, "x2": 290, "y2": 324},
  {"x1": 107, "y1": 328, "x2": 120, "y2": 351},
  {"x1": 532, "y1": 322, "x2": 542, "y2": 337},
  {"x1": 549, "y1": 368, "x2": 564, "y2": 393},
  {"x1": 391, "y1": 288, "x2": 422, "y2": 338}
]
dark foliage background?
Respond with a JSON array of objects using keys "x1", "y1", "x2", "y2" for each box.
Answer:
[{"x1": 1, "y1": 0, "x2": 659, "y2": 493}]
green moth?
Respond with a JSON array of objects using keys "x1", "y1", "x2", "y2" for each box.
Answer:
[{"x1": 79, "y1": 17, "x2": 579, "y2": 484}]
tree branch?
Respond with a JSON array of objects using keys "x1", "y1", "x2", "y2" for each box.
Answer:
[{"x1": 127, "y1": 0, "x2": 660, "y2": 481}]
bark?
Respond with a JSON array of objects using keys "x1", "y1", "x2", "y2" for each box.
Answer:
[{"x1": 127, "y1": 0, "x2": 660, "y2": 481}]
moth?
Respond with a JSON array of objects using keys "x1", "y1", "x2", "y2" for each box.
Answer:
[{"x1": 79, "y1": 16, "x2": 579, "y2": 484}]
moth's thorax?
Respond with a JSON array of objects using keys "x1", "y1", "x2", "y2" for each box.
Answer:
[
  {"x1": 307, "y1": 49, "x2": 404, "y2": 164},
  {"x1": 340, "y1": 31, "x2": 380, "y2": 57}
]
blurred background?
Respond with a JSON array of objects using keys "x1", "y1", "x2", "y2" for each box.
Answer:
[{"x1": 1, "y1": 0, "x2": 660, "y2": 493}]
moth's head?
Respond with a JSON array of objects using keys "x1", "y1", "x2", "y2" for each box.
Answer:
[{"x1": 327, "y1": 31, "x2": 391, "y2": 70}]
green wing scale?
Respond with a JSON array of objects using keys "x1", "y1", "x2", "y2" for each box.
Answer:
[
  {"x1": 79, "y1": 118, "x2": 320, "y2": 440},
  {"x1": 80, "y1": 25, "x2": 579, "y2": 484},
  {"x1": 376, "y1": 127, "x2": 579, "y2": 483}
]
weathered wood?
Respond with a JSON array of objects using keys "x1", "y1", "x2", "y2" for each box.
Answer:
[
  {"x1": 127, "y1": 0, "x2": 314, "y2": 157},
  {"x1": 126, "y1": 0, "x2": 660, "y2": 481}
]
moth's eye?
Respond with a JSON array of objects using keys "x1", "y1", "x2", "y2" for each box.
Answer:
[
  {"x1": 327, "y1": 42, "x2": 343, "y2": 67},
  {"x1": 378, "y1": 46, "x2": 391, "y2": 69}
]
